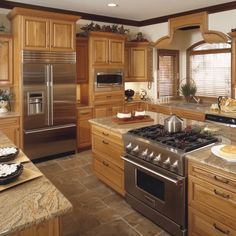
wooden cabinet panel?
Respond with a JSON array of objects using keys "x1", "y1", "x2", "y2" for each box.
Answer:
[
  {"x1": 94, "y1": 91, "x2": 124, "y2": 105},
  {"x1": 0, "y1": 117, "x2": 20, "y2": 147},
  {"x1": 109, "y1": 39, "x2": 124, "y2": 65},
  {"x1": 23, "y1": 16, "x2": 49, "y2": 50},
  {"x1": 92, "y1": 37, "x2": 108, "y2": 65},
  {"x1": 76, "y1": 38, "x2": 88, "y2": 83},
  {"x1": 77, "y1": 108, "x2": 93, "y2": 149},
  {"x1": 125, "y1": 42, "x2": 153, "y2": 82},
  {"x1": 189, "y1": 206, "x2": 236, "y2": 236},
  {"x1": 50, "y1": 20, "x2": 74, "y2": 51},
  {"x1": 112, "y1": 105, "x2": 123, "y2": 116},
  {"x1": 94, "y1": 105, "x2": 109, "y2": 118},
  {"x1": 0, "y1": 34, "x2": 12, "y2": 85},
  {"x1": 93, "y1": 152, "x2": 124, "y2": 195}
]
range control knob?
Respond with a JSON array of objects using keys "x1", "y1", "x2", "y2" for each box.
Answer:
[
  {"x1": 171, "y1": 160, "x2": 179, "y2": 170},
  {"x1": 132, "y1": 145, "x2": 139, "y2": 155},
  {"x1": 147, "y1": 151, "x2": 154, "y2": 161},
  {"x1": 153, "y1": 154, "x2": 161, "y2": 164},
  {"x1": 163, "y1": 157, "x2": 171, "y2": 167},
  {"x1": 141, "y1": 148, "x2": 148, "y2": 159},
  {"x1": 126, "y1": 142, "x2": 132, "y2": 152}
]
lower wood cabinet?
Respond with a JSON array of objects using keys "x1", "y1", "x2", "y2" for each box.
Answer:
[
  {"x1": 188, "y1": 160, "x2": 236, "y2": 236},
  {"x1": 94, "y1": 103, "x2": 123, "y2": 118},
  {"x1": 124, "y1": 101, "x2": 147, "y2": 113},
  {"x1": 10, "y1": 217, "x2": 60, "y2": 236},
  {"x1": 91, "y1": 124, "x2": 124, "y2": 195},
  {"x1": 77, "y1": 107, "x2": 93, "y2": 149},
  {"x1": 0, "y1": 117, "x2": 20, "y2": 147}
]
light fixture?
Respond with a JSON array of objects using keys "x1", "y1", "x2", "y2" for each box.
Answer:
[{"x1": 107, "y1": 3, "x2": 118, "y2": 7}]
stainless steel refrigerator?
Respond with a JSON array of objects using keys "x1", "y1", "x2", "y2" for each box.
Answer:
[{"x1": 23, "y1": 51, "x2": 76, "y2": 160}]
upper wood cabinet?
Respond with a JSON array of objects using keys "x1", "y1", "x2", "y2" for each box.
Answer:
[
  {"x1": 76, "y1": 37, "x2": 88, "y2": 83},
  {"x1": 0, "y1": 33, "x2": 12, "y2": 85},
  {"x1": 125, "y1": 42, "x2": 153, "y2": 82},
  {"x1": 89, "y1": 32, "x2": 126, "y2": 67},
  {"x1": 8, "y1": 7, "x2": 80, "y2": 51}
]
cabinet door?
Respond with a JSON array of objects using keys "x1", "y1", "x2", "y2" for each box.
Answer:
[
  {"x1": 50, "y1": 20, "x2": 75, "y2": 51},
  {"x1": 77, "y1": 119, "x2": 91, "y2": 148},
  {"x1": 0, "y1": 35, "x2": 12, "y2": 85},
  {"x1": 112, "y1": 105, "x2": 123, "y2": 116},
  {"x1": 124, "y1": 47, "x2": 130, "y2": 79},
  {"x1": 109, "y1": 39, "x2": 124, "y2": 65},
  {"x1": 76, "y1": 38, "x2": 88, "y2": 83},
  {"x1": 91, "y1": 38, "x2": 108, "y2": 65},
  {"x1": 131, "y1": 48, "x2": 147, "y2": 80},
  {"x1": 23, "y1": 16, "x2": 49, "y2": 50},
  {"x1": 94, "y1": 106, "x2": 108, "y2": 118}
]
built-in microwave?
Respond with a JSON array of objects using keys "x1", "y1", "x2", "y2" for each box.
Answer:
[{"x1": 94, "y1": 68, "x2": 124, "y2": 91}]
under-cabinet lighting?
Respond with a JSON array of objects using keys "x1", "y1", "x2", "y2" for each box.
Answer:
[{"x1": 107, "y1": 3, "x2": 118, "y2": 7}]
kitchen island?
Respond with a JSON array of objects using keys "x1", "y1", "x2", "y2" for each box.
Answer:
[
  {"x1": 0, "y1": 132, "x2": 72, "y2": 236},
  {"x1": 90, "y1": 111, "x2": 236, "y2": 236}
]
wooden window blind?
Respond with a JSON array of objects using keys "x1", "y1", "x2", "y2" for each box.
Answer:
[
  {"x1": 188, "y1": 42, "x2": 231, "y2": 98},
  {"x1": 157, "y1": 50, "x2": 179, "y2": 98}
]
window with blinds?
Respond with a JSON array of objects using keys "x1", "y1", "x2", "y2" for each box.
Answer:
[
  {"x1": 157, "y1": 50, "x2": 179, "y2": 98},
  {"x1": 188, "y1": 42, "x2": 231, "y2": 97}
]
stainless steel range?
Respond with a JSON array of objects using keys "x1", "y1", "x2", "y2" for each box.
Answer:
[{"x1": 122, "y1": 124, "x2": 218, "y2": 236}]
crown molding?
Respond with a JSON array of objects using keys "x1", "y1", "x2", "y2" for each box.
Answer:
[{"x1": 1, "y1": 0, "x2": 236, "y2": 27}]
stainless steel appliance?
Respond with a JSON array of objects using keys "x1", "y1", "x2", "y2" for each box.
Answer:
[
  {"x1": 94, "y1": 68, "x2": 123, "y2": 91},
  {"x1": 122, "y1": 124, "x2": 218, "y2": 236},
  {"x1": 205, "y1": 113, "x2": 236, "y2": 127},
  {"x1": 23, "y1": 51, "x2": 76, "y2": 160}
]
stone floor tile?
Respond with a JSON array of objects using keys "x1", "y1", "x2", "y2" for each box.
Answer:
[
  {"x1": 93, "y1": 207, "x2": 120, "y2": 224},
  {"x1": 83, "y1": 219, "x2": 141, "y2": 236},
  {"x1": 123, "y1": 211, "x2": 146, "y2": 227},
  {"x1": 38, "y1": 162, "x2": 64, "y2": 175}
]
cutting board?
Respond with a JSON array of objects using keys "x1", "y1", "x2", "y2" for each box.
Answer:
[
  {"x1": 0, "y1": 168, "x2": 43, "y2": 192},
  {"x1": 112, "y1": 115, "x2": 154, "y2": 124}
]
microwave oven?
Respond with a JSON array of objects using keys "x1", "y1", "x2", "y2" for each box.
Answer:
[{"x1": 94, "y1": 68, "x2": 124, "y2": 91}]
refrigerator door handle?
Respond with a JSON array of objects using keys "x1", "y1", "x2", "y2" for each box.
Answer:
[
  {"x1": 46, "y1": 64, "x2": 50, "y2": 126},
  {"x1": 50, "y1": 64, "x2": 54, "y2": 126}
]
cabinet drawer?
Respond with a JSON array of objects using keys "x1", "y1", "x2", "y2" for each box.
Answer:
[
  {"x1": 189, "y1": 161, "x2": 236, "y2": 194},
  {"x1": 94, "y1": 92, "x2": 124, "y2": 105},
  {"x1": 77, "y1": 108, "x2": 93, "y2": 120},
  {"x1": 93, "y1": 153, "x2": 124, "y2": 195},
  {"x1": 189, "y1": 206, "x2": 236, "y2": 236},
  {"x1": 92, "y1": 134, "x2": 123, "y2": 169},
  {"x1": 189, "y1": 176, "x2": 236, "y2": 219},
  {"x1": 92, "y1": 125, "x2": 123, "y2": 146},
  {"x1": 0, "y1": 117, "x2": 19, "y2": 127}
]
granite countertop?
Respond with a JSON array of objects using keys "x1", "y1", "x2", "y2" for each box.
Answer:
[
  {"x1": 0, "y1": 133, "x2": 72, "y2": 236},
  {"x1": 89, "y1": 111, "x2": 236, "y2": 175},
  {"x1": 0, "y1": 112, "x2": 20, "y2": 118}
]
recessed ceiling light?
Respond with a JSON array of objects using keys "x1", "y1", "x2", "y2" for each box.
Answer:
[{"x1": 107, "y1": 3, "x2": 118, "y2": 7}]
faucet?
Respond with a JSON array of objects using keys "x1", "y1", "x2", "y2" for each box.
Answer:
[{"x1": 192, "y1": 96, "x2": 201, "y2": 104}]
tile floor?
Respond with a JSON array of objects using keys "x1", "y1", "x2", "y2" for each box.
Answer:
[{"x1": 36, "y1": 150, "x2": 170, "y2": 236}]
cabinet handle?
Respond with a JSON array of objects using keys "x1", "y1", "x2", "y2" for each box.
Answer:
[
  {"x1": 213, "y1": 223, "x2": 230, "y2": 235},
  {"x1": 102, "y1": 132, "x2": 109, "y2": 136},
  {"x1": 214, "y1": 175, "x2": 229, "y2": 184},
  {"x1": 102, "y1": 140, "x2": 109, "y2": 145},
  {"x1": 106, "y1": 96, "x2": 112, "y2": 99},
  {"x1": 102, "y1": 160, "x2": 109, "y2": 167},
  {"x1": 214, "y1": 189, "x2": 230, "y2": 199},
  {"x1": 80, "y1": 112, "x2": 90, "y2": 115}
]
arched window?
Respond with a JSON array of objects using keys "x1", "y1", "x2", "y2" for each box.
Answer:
[{"x1": 187, "y1": 41, "x2": 231, "y2": 98}]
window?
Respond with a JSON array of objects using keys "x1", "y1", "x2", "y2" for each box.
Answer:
[
  {"x1": 157, "y1": 50, "x2": 179, "y2": 98},
  {"x1": 187, "y1": 41, "x2": 231, "y2": 97}
]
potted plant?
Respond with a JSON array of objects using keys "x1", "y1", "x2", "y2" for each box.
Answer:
[
  {"x1": 0, "y1": 89, "x2": 12, "y2": 113},
  {"x1": 179, "y1": 81, "x2": 197, "y2": 102}
]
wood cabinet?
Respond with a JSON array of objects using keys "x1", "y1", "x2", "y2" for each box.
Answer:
[
  {"x1": 77, "y1": 107, "x2": 93, "y2": 149},
  {"x1": 0, "y1": 117, "x2": 20, "y2": 147},
  {"x1": 8, "y1": 8, "x2": 79, "y2": 51},
  {"x1": 76, "y1": 38, "x2": 88, "y2": 83},
  {"x1": 0, "y1": 33, "x2": 12, "y2": 85},
  {"x1": 10, "y1": 217, "x2": 60, "y2": 236},
  {"x1": 93, "y1": 91, "x2": 124, "y2": 118},
  {"x1": 188, "y1": 160, "x2": 236, "y2": 236},
  {"x1": 125, "y1": 42, "x2": 153, "y2": 82},
  {"x1": 89, "y1": 32, "x2": 126, "y2": 67},
  {"x1": 92, "y1": 124, "x2": 124, "y2": 195},
  {"x1": 124, "y1": 101, "x2": 147, "y2": 113}
]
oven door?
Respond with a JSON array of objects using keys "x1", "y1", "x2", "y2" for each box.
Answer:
[{"x1": 123, "y1": 156, "x2": 186, "y2": 227}]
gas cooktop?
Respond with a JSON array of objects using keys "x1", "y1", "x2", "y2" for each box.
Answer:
[{"x1": 128, "y1": 124, "x2": 218, "y2": 153}]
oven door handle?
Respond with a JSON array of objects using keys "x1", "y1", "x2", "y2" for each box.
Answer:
[{"x1": 121, "y1": 156, "x2": 180, "y2": 185}]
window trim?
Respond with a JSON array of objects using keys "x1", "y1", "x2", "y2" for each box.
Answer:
[{"x1": 186, "y1": 40, "x2": 231, "y2": 101}]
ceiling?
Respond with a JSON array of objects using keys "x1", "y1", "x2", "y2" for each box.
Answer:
[{"x1": 3, "y1": 0, "x2": 236, "y2": 23}]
